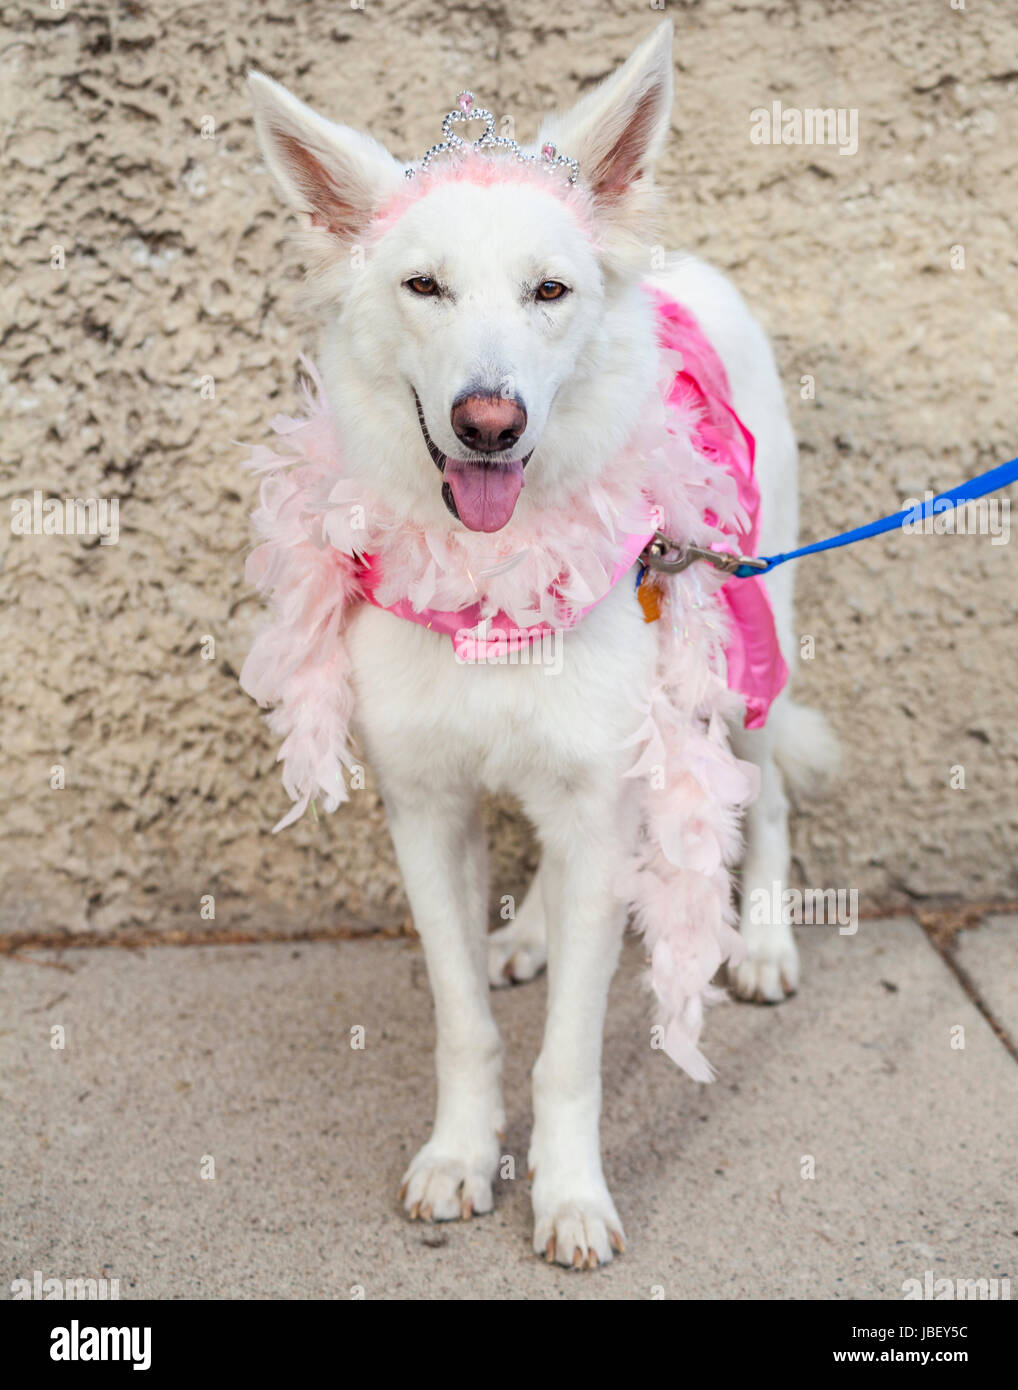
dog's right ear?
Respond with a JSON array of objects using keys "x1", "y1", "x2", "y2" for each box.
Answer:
[{"x1": 248, "y1": 72, "x2": 404, "y2": 239}]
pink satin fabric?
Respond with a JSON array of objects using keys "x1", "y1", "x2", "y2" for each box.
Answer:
[
  {"x1": 649, "y1": 287, "x2": 788, "y2": 727},
  {"x1": 359, "y1": 288, "x2": 788, "y2": 727}
]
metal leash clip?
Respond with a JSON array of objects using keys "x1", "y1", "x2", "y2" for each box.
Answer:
[{"x1": 642, "y1": 530, "x2": 768, "y2": 576}]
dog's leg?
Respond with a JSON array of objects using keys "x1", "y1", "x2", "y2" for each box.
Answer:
[
  {"x1": 387, "y1": 784, "x2": 505, "y2": 1221},
  {"x1": 524, "y1": 787, "x2": 627, "y2": 1267},
  {"x1": 487, "y1": 862, "x2": 548, "y2": 987},
  {"x1": 728, "y1": 717, "x2": 798, "y2": 1002}
]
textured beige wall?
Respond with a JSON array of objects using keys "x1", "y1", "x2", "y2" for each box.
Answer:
[{"x1": 2, "y1": 0, "x2": 1016, "y2": 940}]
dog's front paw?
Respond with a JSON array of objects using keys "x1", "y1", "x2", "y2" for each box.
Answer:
[
  {"x1": 400, "y1": 1140, "x2": 499, "y2": 1223},
  {"x1": 530, "y1": 1173, "x2": 625, "y2": 1269},
  {"x1": 533, "y1": 1193, "x2": 625, "y2": 1270},
  {"x1": 729, "y1": 921, "x2": 800, "y2": 1003}
]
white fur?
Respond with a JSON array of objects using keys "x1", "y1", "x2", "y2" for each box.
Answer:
[{"x1": 249, "y1": 20, "x2": 835, "y2": 1267}]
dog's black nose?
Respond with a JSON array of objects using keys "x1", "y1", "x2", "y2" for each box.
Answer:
[{"x1": 450, "y1": 393, "x2": 527, "y2": 454}]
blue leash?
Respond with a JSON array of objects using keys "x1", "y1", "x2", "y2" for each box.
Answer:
[{"x1": 641, "y1": 456, "x2": 1018, "y2": 580}]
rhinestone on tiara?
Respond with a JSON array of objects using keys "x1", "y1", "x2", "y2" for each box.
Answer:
[{"x1": 404, "y1": 91, "x2": 580, "y2": 186}]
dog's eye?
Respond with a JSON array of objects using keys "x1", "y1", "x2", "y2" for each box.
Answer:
[
  {"x1": 405, "y1": 275, "x2": 439, "y2": 296},
  {"x1": 536, "y1": 280, "x2": 569, "y2": 302}
]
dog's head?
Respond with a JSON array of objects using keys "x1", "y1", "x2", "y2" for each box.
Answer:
[{"x1": 249, "y1": 23, "x2": 674, "y2": 532}]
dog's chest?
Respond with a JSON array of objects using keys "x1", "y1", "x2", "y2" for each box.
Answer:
[{"x1": 344, "y1": 581, "x2": 659, "y2": 796}]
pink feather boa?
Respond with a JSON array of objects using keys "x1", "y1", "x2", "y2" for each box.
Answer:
[{"x1": 240, "y1": 295, "x2": 777, "y2": 1081}]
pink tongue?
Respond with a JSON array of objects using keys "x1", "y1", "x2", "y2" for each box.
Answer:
[{"x1": 444, "y1": 457, "x2": 525, "y2": 533}]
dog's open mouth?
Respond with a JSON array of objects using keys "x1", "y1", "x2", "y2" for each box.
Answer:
[{"x1": 414, "y1": 390, "x2": 532, "y2": 533}]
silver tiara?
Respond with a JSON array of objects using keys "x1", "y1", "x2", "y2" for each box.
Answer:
[{"x1": 404, "y1": 91, "x2": 580, "y2": 185}]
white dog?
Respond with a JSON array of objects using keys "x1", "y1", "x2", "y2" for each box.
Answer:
[{"x1": 245, "y1": 21, "x2": 834, "y2": 1268}]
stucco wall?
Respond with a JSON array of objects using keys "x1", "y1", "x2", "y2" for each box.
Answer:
[{"x1": 2, "y1": 0, "x2": 1016, "y2": 939}]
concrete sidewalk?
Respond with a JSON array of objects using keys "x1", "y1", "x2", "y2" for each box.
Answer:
[{"x1": 1, "y1": 918, "x2": 1015, "y2": 1300}]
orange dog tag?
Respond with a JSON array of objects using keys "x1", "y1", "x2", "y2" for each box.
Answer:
[{"x1": 637, "y1": 574, "x2": 663, "y2": 623}]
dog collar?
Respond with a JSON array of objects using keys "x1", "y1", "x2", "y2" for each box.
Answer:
[{"x1": 357, "y1": 514, "x2": 658, "y2": 659}]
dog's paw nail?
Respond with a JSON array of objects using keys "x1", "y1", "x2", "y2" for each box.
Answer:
[
  {"x1": 419, "y1": 1203, "x2": 433, "y2": 1221},
  {"x1": 572, "y1": 1248, "x2": 584, "y2": 1269},
  {"x1": 409, "y1": 1201, "x2": 421, "y2": 1220},
  {"x1": 545, "y1": 1236, "x2": 557, "y2": 1263},
  {"x1": 610, "y1": 1229, "x2": 626, "y2": 1254},
  {"x1": 460, "y1": 1197, "x2": 473, "y2": 1220}
]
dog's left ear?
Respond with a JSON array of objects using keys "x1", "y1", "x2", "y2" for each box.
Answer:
[{"x1": 536, "y1": 21, "x2": 673, "y2": 245}]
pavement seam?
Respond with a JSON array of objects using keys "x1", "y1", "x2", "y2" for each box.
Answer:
[
  {"x1": 0, "y1": 919, "x2": 412, "y2": 959},
  {"x1": 3, "y1": 900, "x2": 1017, "y2": 961},
  {"x1": 913, "y1": 907, "x2": 1018, "y2": 1066}
]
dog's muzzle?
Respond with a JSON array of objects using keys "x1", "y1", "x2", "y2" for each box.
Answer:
[{"x1": 413, "y1": 389, "x2": 533, "y2": 533}]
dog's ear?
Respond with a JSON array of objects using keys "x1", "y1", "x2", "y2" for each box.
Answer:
[
  {"x1": 536, "y1": 22, "x2": 673, "y2": 247},
  {"x1": 248, "y1": 71, "x2": 404, "y2": 239}
]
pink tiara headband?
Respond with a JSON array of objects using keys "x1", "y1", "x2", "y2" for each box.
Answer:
[
  {"x1": 404, "y1": 91, "x2": 580, "y2": 186},
  {"x1": 371, "y1": 95, "x2": 593, "y2": 239}
]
